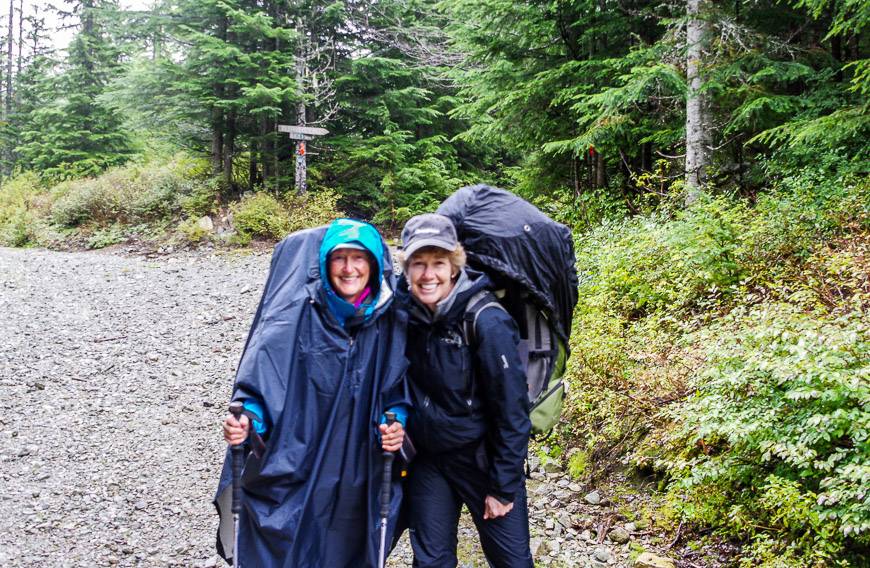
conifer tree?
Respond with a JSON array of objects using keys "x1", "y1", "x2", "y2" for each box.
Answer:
[{"x1": 17, "y1": 0, "x2": 132, "y2": 179}]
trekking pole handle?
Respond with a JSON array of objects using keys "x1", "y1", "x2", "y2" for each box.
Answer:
[
  {"x1": 380, "y1": 412, "x2": 396, "y2": 518},
  {"x1": 229, "y1": 401, "x2": 245, "y2": 515}
]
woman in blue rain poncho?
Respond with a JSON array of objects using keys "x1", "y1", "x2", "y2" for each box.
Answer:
[{"x1": 214, "y1": 218, "x2": 409, "y2": 568}]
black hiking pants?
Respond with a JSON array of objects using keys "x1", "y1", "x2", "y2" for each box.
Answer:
[{"x1": 407, "y1": 448, "x2": 533, "y2": 568}]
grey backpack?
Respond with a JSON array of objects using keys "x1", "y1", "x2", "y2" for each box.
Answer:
[{"x1": 463, "y1": 289, "x2": 566, "y2": 437}]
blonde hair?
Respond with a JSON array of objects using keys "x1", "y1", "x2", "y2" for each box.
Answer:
[{"x1": 399, "y1": 244, "x2": 467, "y2": 276}]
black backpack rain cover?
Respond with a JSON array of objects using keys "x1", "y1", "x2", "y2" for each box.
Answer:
[{"x1": 437, "y1": 184, "x2": 578, "y2": 349}]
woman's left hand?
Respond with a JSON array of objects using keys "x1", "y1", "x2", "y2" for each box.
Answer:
[
  {"x1": 379, "y1": 422, "x2": 404, "y2": 452},
  {"x1": 483, "y1": 495, "x2": 514, "y2": 520}
]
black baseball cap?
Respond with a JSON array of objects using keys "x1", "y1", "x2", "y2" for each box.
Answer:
[{"x1": 401, "y1": 213, "x2": 459, "y2": 258}]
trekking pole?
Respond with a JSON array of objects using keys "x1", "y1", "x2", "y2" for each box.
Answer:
[
  {"x1": 377, "y1": 411, "x2": 397, "y2": 568},
  {"x1": 229, "y1": 401, "x2": 245, "y2": 568}
]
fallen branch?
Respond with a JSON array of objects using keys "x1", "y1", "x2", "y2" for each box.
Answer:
[
  {"x1": 596, "y1": 514, "x2": 614, "y2": 544},
  {"x1": 667, "y1": 520, "x2": 683, "y2": 550},
  {"x1": 93, "y1": 335, "x2": 127, "y2": 343}
]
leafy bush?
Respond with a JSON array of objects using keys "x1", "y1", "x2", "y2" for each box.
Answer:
[
  {"x1": 180, "y1": 177, "x2": 221, "y2": 219},
  {"x1": 664, "y1": 306, "x2": 869, "y2": 566},
  {"x1": 178, "y1": 217, "x2": 212, "y2": 243},
  {"x1": 319, "y1": 132, "x2": 467, "y2": 227},
  {"x1": 231, "y1": 192, "x2": 291, "y2": 240},
  {"x1": 50, "y1": 169, "x2": 137, "y2": 227},
  {"x1": 0, "y1": 172, "x2": 52, "y2": 246},
  {"x1": 739, "y1": 168, "x2": 869, "y2": 276},
  {"x1": 231, "y1": 189, "x2": 345, "y2": 241},
  {"x1": 371, "y1": 157, "x2": 461, "y2": 230},
  {"x1": 49, "y1": 155, "x2": 213, "y2": 228},
  {"x1": 572, "y1": 167, "x2": 868, "y2": 327},
  {"x1": 285, "y1": 189, "x2": 345, "y2": 233},
  {"x1": 575, "y1": 196, "x2": 750, "y2": 320},
  {"x1": 560, "y1": 161, "x2": 868, "y2": 565},
  {"x1": 86, "y1": 225, "x2": 127, "y2": 249}
]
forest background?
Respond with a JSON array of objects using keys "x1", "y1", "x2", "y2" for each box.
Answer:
[{"x1": 0, "y1": 0, "x2": 867, "y2": 566}]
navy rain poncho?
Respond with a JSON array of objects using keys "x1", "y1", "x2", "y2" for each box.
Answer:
[{"x1": 214, "y1": 219, "x2": 409, "y2": 568}]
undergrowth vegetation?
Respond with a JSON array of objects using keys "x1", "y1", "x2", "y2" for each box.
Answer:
[
  {"x1": 560, "y1": 160, "x2": 869, "y2": 566},
  {"x1": 231, "y1": 189, "x2": 344, "y2": 243},
  {"x1": 0, "y1": 154, "x2": 344, "y2": 248}
]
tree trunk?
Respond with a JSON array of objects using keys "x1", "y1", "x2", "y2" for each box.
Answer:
[
  {"x1": 5, "y1": 0, "x2": 13, "y2": 121},
  {"x1": 211, "y1": 106, "x2": 224, "y2": 175},
  {"x1": 596, "y1": 152, "x2": 606, "y2": 189},
  {"x1": 224, "y1": 110, "x2": 236, "y2": 188},
  {"x1": 572, "y1": 155, "x2": 580, "y2": 198},
  {"x1": 211, "y1": 16, "x2": 227, "y2": 176},
  {"x1": 685, "y1": 0, "x2": 712, "y2": 205},
  {"x1": 262, "y1": 116, "x2": 274, "y2": 185},
  {"x1": 830, "y1": 5, "x2": 843, "y2": 82},
  {"x1": 16, "y1": 0, "x2": 21, "y2": 76},
  {"x1": 152, "y1": 24, "x2": 162, "y2": 60},
  {"x1": 248, "y1": 150, "x2": 257, "y2": 192},
  {"x1": 641, "y1": 142, "x2": 652, "y2": 172},
  {"x1": 294, "y1": 49, "x2": 307, "y2": 195}
]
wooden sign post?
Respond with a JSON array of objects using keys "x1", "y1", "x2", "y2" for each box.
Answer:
[{"x1": 278, "y1": 125, "x2": 329, "y2": 194}]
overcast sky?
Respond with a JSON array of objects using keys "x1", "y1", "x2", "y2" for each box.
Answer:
[{"x1": 39, "y1": 0, "x2": 152, "y2": 52}]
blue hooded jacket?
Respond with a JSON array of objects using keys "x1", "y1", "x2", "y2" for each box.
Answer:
[{"x1": 214, "y1": 219, "x2": 409, "y2": 568}]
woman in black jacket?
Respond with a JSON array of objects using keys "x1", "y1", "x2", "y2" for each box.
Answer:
[{"x1": 398, "y1": 213, "x2": 533, "y2": 568}]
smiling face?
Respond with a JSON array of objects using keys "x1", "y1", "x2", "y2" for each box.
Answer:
[
  {"x1": 328, "y1": 248, "x2": 372, "y2": 304},
  {"x1": 407, "y1": 249, "x2": 456, "y2": 311}
]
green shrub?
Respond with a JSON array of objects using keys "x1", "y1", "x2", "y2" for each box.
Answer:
[
  {"x1": 371, "y1": 157, "x2": 460, "y2": 231},
  {"x1": 576, "y1": 196, "x2": 750, "y2": 319},
  {"x1": 49, "y1": 155, "x2": 213, "y2": 228},
  {"x1": 567, "y1": 448, "x2": 591, "y2": 479},
  {"x1": 559, "y1": 161, "x2": 868, "y2": 566},
  {"x1": 231, "y1": 189, "x2": 346, "y2": 241},
  {"x1": 50, "y1": 168, "x2": 137, "y2": 226},
  {"x1": 740, "y1": 169, "x2": 870, "y2": 275},
  {"x1": 86, "y1": 225, "x2": 126, "y2": 249},
  {"x1": 180, "y1": 177, "x2": 221, "y2": 219},
  {"x1": 664, "y1": 305, "x2": 869, "y2": 566},
  {"x1": 285, "y1": 189, "x2": 345, "y2": 233},
  {"x1": 178, "y1": 217, "x2": 212, "y2": 243},
  {"x1": 0, "y1": 172, "x2": 51, "y2": 246},
  {"x1": 232, "y1": 192, "x2": 292, "y2": 240}
]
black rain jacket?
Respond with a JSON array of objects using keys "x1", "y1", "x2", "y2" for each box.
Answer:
[{"x1": 399, "y1": 268, "x2": 530, "y2": 501}]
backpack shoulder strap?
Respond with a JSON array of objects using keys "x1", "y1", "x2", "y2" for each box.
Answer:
[{"x1": 463, "y1": 290, "x2": 507, "y2": 347}]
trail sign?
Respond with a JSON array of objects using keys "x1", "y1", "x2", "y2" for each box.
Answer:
[
  {"x1": 278, "y1": 124, "x2": 329, "y2": 193},
  {"x1": 278, "y1": 125, "x2": 329, "y2": 140}
]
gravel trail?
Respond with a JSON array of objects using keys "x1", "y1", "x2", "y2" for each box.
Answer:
[
  {"x1": 0, "y1": 247, "x2": 679, "y2": 568},
  {"x1": 1, "y1": 247, "x2": 266, "y2": 567}
]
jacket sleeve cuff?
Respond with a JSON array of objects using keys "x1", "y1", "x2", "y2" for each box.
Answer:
[
  {"x1": 488, "y1": 489, "x2": 516, "y2": 505},
  {"x1": 242, "y1": 399, "x2": 268, "y2": 435},
  {"x1": 382, "y1": 404, "x2": 408, "y2": 428}
]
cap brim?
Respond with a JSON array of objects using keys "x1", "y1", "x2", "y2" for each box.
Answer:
[
  {"x1": 402, "y1": 238, "x2": 456, "y2": 259},
  {"x1": 330, "y1": 242, "x2": 366, "y2": 252}
]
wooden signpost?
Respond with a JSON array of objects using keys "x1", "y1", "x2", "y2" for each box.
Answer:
[{"x1": 278, "y1": 125, "x2": 329, "y2": 194}]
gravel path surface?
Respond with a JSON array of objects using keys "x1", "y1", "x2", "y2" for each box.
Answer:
[{"x1": 0, "y1": 247, "x2": 681, "y2": 568}]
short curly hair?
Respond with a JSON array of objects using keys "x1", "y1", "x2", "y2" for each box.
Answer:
[{"x1": 398, "y1": 244, "x2": 467, "y2": 275}]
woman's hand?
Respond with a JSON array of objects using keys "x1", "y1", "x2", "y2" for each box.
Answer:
[
  {"x1": 379, "y1": 421, "x2": 404, "y2": 452},
  {"x1": 223, "y1": 413, "x2": 250, "y2": 446},
  {"x1": 483, "y1": 495, "x2": 514, "y2": 520}
]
